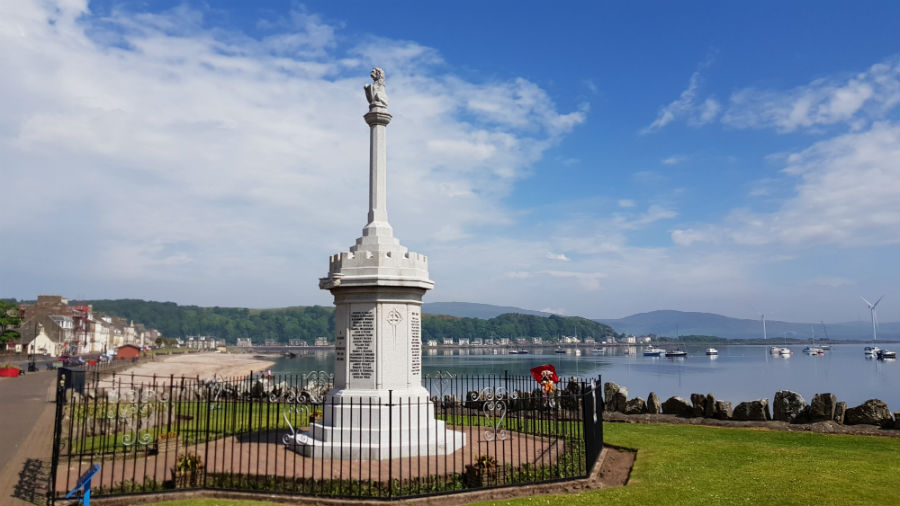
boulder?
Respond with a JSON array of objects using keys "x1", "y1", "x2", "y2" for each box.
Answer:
[
  {"x1": 625, "y1": 397, "x2": 647, "y2": 415},
  {"x1": 773, "y1": 390, "x2": 807, "y2": 422},
  {"x1": 690, "y1": 393, "x2": 706, "y2": 417},
  {"x1": 661, "y1": 396, "x2": 693, "y2": 416},
  {"x1": 604, "y1": 382, "x2": 628, "y2": 413},
  {"x1": 810, "y1": 393, "x2": 837, "y2": 421},
  {"x1": 713, "y1": 400, "x2": 733, "y2": 420},
  {"x1": 833, "y1": 402, "x2": 847, "y2": 424},
  {"x1": 703, "y1": 393, "x2": 716, "y2": 418},
  {"x1": 844, "y1": 399, "x2": 893, "y2": 427},
  {"x1": 647, "y1": 392, "x2": 661, "y2": 414},
  {"x1": 894, "y1": 412, "x2": 900, "y2": 430},
  {"x1": 732, "y1": 399, "x2": 771, "y2": 421}
]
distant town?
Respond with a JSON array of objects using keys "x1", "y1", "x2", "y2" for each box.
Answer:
[{"x1": 4, "y1": 295, "x2": 163, "y2": 356}]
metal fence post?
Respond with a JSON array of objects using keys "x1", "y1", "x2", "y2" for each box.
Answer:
[
  {"x1": 597, "y1": 375, "x2": 604, "y2": 448},
  {"x1": 388, "y1": 389, "x2": 393, "y2": 499},
  {"x1": 48, "y1": 368, "x2": 67, "y2": 506}
]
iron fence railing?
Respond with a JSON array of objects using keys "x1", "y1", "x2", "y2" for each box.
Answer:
[{"x1": 50, "y1": 368, "x2": 602, "y2": 503}]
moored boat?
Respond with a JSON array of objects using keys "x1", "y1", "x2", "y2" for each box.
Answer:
[
  {"x1": 770, "y1": 346, "x2": 791, "y2": 355},
  {"x1": 643, "y1": 346, "x2": 666, "y2": 357},
  {"x1": 774, "y1": 347, "x2": 792, "y2": 357},
  {"x1": 876, "y1": 349, "x2": 896, "y2": 360},
  {"x1": 705, "y1": 347, "x2": 718, "y2": 356}
]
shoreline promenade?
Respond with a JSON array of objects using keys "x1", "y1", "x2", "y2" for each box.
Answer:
[{"x1": 0, "y1": 370, "x2": 56, "y2": 505}]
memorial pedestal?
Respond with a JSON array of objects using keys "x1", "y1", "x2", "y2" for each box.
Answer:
[
  {"x1": 294, "y1": 388, "x2": 466, "y2": 459},
  {"x1": 296, "y1": 68, "x2": 465, "y2": 459}
]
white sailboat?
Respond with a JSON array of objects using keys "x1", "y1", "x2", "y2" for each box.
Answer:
[
  {"x1": 764, "y1": 314, "x2": 780, "y2": 355},
  {"x1": 762, "y1": 315, "x2": 790, "y2": 356},
  {"x1": 804, "y1": 325, "x2": 824, "y2": 355},
  {"x1": 666, "y1": 325, "x2": 687, "y2": 357},
  {"x1": 819, "y1": 322, "x2": 832, "y2": 350}
]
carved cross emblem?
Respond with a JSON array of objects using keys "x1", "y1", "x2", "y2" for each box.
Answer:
[
  {"x1": 386, "y1": 309, "x2": 402, "y2": 326},
  {"x1": 386, "y1": 309, "x2": 402, "y2": 346}
]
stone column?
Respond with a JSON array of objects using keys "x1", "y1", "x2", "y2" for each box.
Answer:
[
  {"x1": 297, "y1": 68, "x2": 465, "y2": 459},
  {"x1": 363, "y1": 109, "x2": 393, "y2": 240}
]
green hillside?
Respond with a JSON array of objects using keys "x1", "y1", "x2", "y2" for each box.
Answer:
[{"x1": 78, "y1": 299, "x2": 619, "y2": 344}]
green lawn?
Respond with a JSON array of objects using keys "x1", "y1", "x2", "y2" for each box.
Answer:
[
  {"x1": 476, "y1": 423, "x2": 900, "y2": 506},
  {"x1": 143, "y1": 423, "x2": 900, "y2": 506}
]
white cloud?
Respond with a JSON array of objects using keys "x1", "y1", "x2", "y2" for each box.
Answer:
[
  {"x1": 617, "y1": 199, "x2": 636, "y2": 208},
  {"x1": 670, "y1": 122, "x2": 900, "y2": 248},
  {"x1": 504, "y1": 271, "x2": 534, "y2": 280},
  {"x1": 722, "y1": 59, "x2": 899, "y2": 132},
  {"x1": 619, "y1": 205, "x2": 677, "y2": 229},
  {"x1": 642, "y1": 67, "x2": 719, "y2": 134},
  {"x1": 539, "y1": 307, "x2": 567, "y2": 315},
  {"x1": 0, "y1": 1, "x2": 586, "y2": 306},
  {"x1": 642, "y1": 70, "x2": 701, "y2": 133},
  {"x1": 661, "y1": 155, "x2": 687, "y2": 166},
  {"x1": 643, "y1": 57, "x2": 899, "y2": 134},
  {"x1": 546, "y1": 252, "x2": 570, "y2": 262},
  {"x1": 671, "y1": 228, "x2": 715, "y2": 247}
]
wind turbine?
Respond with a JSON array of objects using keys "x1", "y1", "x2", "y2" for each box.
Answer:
[{"x1": 861, "y1": 295, "x2": 883, "y2": 354}]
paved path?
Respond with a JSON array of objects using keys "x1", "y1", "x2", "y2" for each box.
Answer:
[{"x1": 0, "y1": 370, "x2": 58, "y2": 505}]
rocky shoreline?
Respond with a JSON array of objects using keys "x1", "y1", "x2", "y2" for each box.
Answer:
[{"x1": 603, "y1": 381, "x2": 900, "y2": 436}]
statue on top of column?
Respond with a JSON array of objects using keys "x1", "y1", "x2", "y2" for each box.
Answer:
[{"x1": 364, "y1": 67, "x2": 389, "y2": 109}]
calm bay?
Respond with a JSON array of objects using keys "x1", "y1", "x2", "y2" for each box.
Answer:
[{"x1": 267, "y1": 343, "x2": 900, "y2": 411}]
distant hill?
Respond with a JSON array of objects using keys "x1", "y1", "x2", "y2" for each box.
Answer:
[
  {"x1": 53, "y1": 299, "x2": 900, "y2": 342},
  {"x1": 423, "y1": 302, "x2": 551, "y2": 319},
  {"x1": 595, "y1": 310, "x2": 900, "y2": 341},
  {"x1": 426, "y1": 302, "x2": 900, "y2": 341},
  {"x1": 65, "y1": 299, "x2": 615, "y2": 343}
]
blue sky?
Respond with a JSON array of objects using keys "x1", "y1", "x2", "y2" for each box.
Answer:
[{"x1": 2, "y1": 1, "x2": 898, "y2": 324}]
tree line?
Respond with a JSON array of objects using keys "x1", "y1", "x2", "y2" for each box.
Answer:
[{"x1": 78, "y1": 299, "x2": 619, "y2": 344}]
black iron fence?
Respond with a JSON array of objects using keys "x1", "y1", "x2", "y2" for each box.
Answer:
[{"x1": 50, "y1": 368, "x2": 603, "y2": 503}]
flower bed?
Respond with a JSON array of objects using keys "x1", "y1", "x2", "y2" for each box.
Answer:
[{"x1": 0, "y1": 366, "x2": 21, "y2": 377}]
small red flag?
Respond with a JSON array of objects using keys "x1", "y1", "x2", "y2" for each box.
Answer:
[{"x1": 529, "y1": 364, "x2": 559, "y2": 384}]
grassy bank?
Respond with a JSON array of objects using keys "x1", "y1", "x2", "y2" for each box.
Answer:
[
  {"x1": 143, "y1": 423, "x2": 900, "y2": 506},
  {"x1": 478, "y1": 423, "x2": 900, "y2": 506}
]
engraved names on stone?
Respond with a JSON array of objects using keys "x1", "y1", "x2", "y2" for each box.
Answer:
[
  {"x1": 409, "y1": 311, "x2": 421, "y2": 377},
  {"x1": 349, "y1": 309, "x2": 375, "y2": 381}
]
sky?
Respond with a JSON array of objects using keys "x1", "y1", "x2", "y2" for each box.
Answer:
[{"x1": 2, "y1": 1, "x2": 898, "y2": 324}]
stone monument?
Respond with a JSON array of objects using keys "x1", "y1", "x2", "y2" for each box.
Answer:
[{"x1": 298, "y1": 68, "x2": 465, "y2": 459}]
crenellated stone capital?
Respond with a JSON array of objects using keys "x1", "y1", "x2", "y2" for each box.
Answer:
[{"x1": 364, "y1": 110, "x2": 392, "y2": 126}]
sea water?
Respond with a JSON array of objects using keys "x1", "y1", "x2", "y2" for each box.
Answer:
[{"x1": 268, "y1": 344, "x2": 900, "y2": 411}]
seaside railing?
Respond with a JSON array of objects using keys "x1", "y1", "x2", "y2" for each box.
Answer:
[{"x1": 49, "y1": 369, "x2": 603, "y2": 503}]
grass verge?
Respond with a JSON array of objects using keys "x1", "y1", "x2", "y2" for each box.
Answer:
[{"x1": 143, "y1": 423, "x2": 900, "y2": 506}]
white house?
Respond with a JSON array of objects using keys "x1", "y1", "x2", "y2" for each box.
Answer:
[{"x1": 24, "y1": 325, "x2": 60, "y2": 356}]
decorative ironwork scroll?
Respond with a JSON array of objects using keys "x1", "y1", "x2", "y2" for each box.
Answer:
[{"x1": 470, "y1": 386, "x2": 516, "y2": 441}]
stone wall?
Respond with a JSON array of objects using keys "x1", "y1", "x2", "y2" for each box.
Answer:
[{"x1": 602, "y1": 382, "x2": 900, "y2": 429}]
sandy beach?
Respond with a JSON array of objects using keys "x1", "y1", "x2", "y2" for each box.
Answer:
[{"x1": 116, "y1": 352, "x2": 276, "y2": 381}]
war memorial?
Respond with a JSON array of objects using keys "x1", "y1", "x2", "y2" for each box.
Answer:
[{"x1": 45, "y1": 70, "x2": 605, "y2": 503}]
